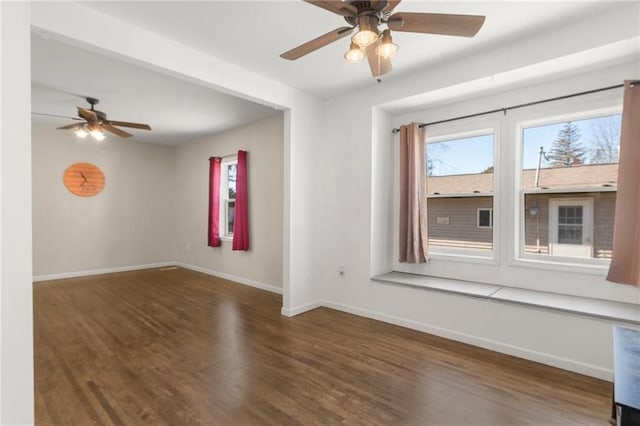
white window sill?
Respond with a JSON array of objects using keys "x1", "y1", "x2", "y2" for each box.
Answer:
[
  {"x1": 220, "y1": 236, "x2": 233, "y2": 242},
  {"x1": 372, "y1": 272, "x2": 640, "y2": 325}
]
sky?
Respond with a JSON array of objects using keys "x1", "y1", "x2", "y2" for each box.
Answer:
[
  {"x1": 522, "y1": 114, "x2": 620, "y2": 169},
  {"x1": 427, "y1": 113, "x2": 621, "y2": 176},
  {"x1": 427, "y1": 134, "x2": 493, "y2": 176}
]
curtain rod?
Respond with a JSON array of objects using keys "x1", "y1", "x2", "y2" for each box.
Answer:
[
  {"x1": 210, "y1": 152, "x2": 239, "y2": 160},
  {"x1": 391, "y1": 80, "x2": 640, "y2": 134}
]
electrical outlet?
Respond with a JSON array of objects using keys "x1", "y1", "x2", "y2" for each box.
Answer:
[{"x1": 338, "y1": 266, "x2": 345, "y2": 276}]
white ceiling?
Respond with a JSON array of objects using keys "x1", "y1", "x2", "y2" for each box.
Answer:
[
  {"x1": 82, "y1": 1, "x2": 616, "y2": 97},
  {"x1": 31, "y1": 35, "x2": 281, "y2": 145},
  {"x1": 31, "y1": 1, "x2": 623, "y2": 145}
]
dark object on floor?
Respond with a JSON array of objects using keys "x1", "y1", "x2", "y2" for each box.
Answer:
[{"x1": 613, "y1": 326, "x2": 640, "y2": 426}]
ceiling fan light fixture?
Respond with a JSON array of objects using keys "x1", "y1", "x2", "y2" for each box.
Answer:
[
  {"x1": 376, "y1": 29, "x2": 398, "y2": 59},
  {"x1": 352, "y1": 29, "x2": 377, "y2": 48},
  {"x1": 90, "y1": 131, "x2": 105, "y2": 141},
  {"x1": 89, "y1": 127, "x2": 106, "y2": 141},
  {"x1": 352, "y1": 16, "x2": 379, "y2": 48},
  {"x1": 74, "y1": 125, "x2": 89, "y2": 138},
  {"x1": 344, "y1": 42, "x2": 365, "y2": 64},
  {"x1": 282, "y1": 2, "x2": 486, "y2": 80}
]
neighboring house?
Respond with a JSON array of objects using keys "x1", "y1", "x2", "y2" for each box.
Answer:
[{"x1": 426, "y1": 163, "x2": 618, "y2": 258}]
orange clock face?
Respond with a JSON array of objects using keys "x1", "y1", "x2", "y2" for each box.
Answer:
[{"x1": 63, "y1": 163, "x2": 106, "y2": 197}]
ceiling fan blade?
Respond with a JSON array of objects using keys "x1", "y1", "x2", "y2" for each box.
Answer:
[
  {"x1": 388, "y1": 12, "x2": 485, "y2": 37},
  {"x1": 57, "y1": 123, "x2": 82, "y2": 130},
  {"x1": 102, "y1": 123, "x2": 133, "y2": 138},
  {"x1": 32, "y1": 112, "x2": 83, "y2": 121},
  {"x1": 107, "y1": 120, "x2": 151, "y2": 130},
  {"x1": 77, "y1": 107, "x2": 98, "y2": 122},
  {"x1": 366, "y1": 40, "x2": 393, "y2": 78},
  {"x1": 303, "y1": 0, "x2": 358, "y2": 16},
  {"x1": 281, "y1": 26, "x2": 354, "y2": 60},
  {"x1": 383, "y1": 0, "x2": 401, "y2": 13}
]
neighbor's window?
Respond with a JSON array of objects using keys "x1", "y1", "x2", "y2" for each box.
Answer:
[
  {"x1": 220, "y1": 157, "x2": 237, "y2": 238},
  {"x1": 521, "y1": 113, "x2": 620, "y2": 260},
  {"x1": 477, "y1": 208, "x2": 493, "y2": 228},
  {"x1": 426, "y1": 132, "x2": 494, "y2": 252}
]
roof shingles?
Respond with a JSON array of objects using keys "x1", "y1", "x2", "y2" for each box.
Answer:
[{"x1": 427, "y1": 163, "x2": 618, "y2": 195}]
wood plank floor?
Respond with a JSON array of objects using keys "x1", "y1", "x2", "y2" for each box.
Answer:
[{"x1": 34, "y1": 267, "x2": 612, "y2": 425}]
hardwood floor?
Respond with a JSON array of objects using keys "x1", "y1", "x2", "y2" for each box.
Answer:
[{"x1": 35, "y1": 267, "x2": 612, "y2": 425}]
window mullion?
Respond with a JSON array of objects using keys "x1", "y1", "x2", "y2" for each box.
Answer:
[{"x1": 499, "y1": 113, "x2": 517, "y2": 267}]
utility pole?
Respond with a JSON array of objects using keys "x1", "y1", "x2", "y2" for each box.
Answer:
[{"x1": 534, "y1": 146, "x2": 545, "y2": 188}]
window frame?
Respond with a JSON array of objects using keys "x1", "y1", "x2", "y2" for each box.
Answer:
[
  {"x1": 219, "y1": 155, "x2": 238, "y2": 240},
  {"x1": 419, "y1": 124, "x2": 500, "y2": 260},
  {"x1": 514, "y1": 106, "x2": 621, "y2": 269}
]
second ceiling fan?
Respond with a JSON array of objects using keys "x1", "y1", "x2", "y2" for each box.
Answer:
[
  {"x1": 57, "y1": 97, "x2": 151, "y2": 140},
  {"x1": 281, "y1": 0, "x2": 485, "y2": 79}
]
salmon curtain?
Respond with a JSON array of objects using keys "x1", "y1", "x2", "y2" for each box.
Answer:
[
  {"x1": 399, "y1": 123, "x2": 429, "y2": 263},
  {"x1": 232, "y1": 150, "x2": 249, "y2": 251},
  {"x1": 208, "y1": 157, "x2": 221, "y2": 247},
  {"x1": 607, "y1": 81, "x2": 640, "y2": 286}
]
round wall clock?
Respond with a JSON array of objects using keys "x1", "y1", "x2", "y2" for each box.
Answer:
[{"x1": 63, "y1": 162, "x2": 106, "y2": 197}]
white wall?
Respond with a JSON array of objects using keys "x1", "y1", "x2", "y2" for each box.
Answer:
[
  {"x1": 33, "y1": 112, "x2": 285, "y2": 291},
  {"x1": 32, "y1": 122, "x2": 176, "y2": 279},
  {"x1": 282, "y1": 98, "x2": 327, "y2": 313},
  {"x1": 0, "y1": 3, "x2": 34, "y2": 424},
  {"x1": 174, "y1": 114, "x2": 284, "y2": 291}
]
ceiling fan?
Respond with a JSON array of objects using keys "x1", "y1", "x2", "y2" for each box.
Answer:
[
  {"x1": 54, "y1": 97, "x2": 151, "y2": 140},
  {"x1": 280, "y1": 0, "x2": 485, "y2": 79}
]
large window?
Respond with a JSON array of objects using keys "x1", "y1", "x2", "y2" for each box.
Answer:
[
  {"x1": 220, "y1": 156, "x2": 237, "y2": 239},
  {"x1": 426, "y1": 132, "x2": 495, "y2": 253},
  {"x1": 392, "y1": 91, "x2": 626, "y2": 301},
  {"x1": 521, "y1": 113, "x2": 620, "y2": 261}
]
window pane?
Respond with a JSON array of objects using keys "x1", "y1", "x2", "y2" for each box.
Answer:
[
  {"x1": 426, "y1": 134, "x2": 494, "y2": 251},
  {"x1": 557, "y1": 206, "x2": 583, "y2": 244},
  {"x1": 478, "y1": 209, "x2": 492, "y2": 228},
  {"x1": 558, "y1": 206, "x2": 582, "y2": 225},
  {"x1": 558, "y1": 225, "x2": 582, "y2": 244},
  {"x1": 227, "y1": 200, "x2": 235, "y2": 235},
  {"x1": 522, "y1": 114, "x2": 619, "y2": 259},
  {"x1": 227, "y1": 164, "x2": 237, "y2": 199}
]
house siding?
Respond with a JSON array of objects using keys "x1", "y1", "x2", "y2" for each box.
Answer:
[
  {"x1": 427, "y1": 192, "x2": 615, "y2": 258},
  {"x1": 427, "y1": 196, "x2": 493, "y2": 250},
  {"x1": 592, "y1": 192, "x2": 616, "y2": 259}
]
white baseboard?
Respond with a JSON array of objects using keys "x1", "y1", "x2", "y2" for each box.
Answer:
[
  {"x1": 176, "y1": 262, "x2": 282, "y2": 295},
  {"x1": 35, "y1": 262, "x2": 283, "y2": 296},
  {"x1": 33, "y1": 262, "x2": 176, "y2": 282},
  {"x1": 281, "y1": 300, "x2": 324, "y2": 317},
  {"x1": 321, "y1": 300, "x2": 613, "y2": 382}
]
